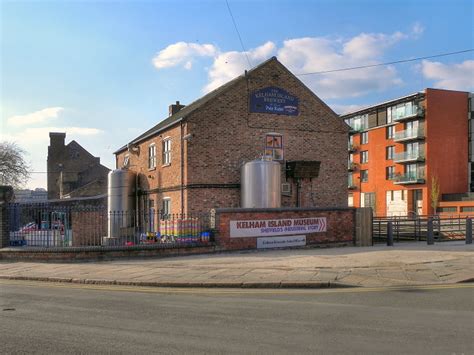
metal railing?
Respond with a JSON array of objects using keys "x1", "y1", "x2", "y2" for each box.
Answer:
[
  {"x1": 392, "y1": 107, "x2": 424, "y2": 122},
  {"x1": 393, "y1": 171, "x2": 425, "y2": 184},
  {"x1": 393, "y1": 148, "x2": 425, "y2": 162},
  {"x1": 6, "y1": 203, "x2": 212, "y2": 249},
  {"x1": 394, "y1": 126, "x2": 425, "y2": 141},
  {"x1": 373, "y1": 215, "x2": 471, "y2": 244}
]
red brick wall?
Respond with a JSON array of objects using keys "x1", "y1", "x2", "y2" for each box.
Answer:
[
  {"x1": 116, "y1": 58, "x2": 349, "y2": 214},
  {"x1": 215, "y1": 208, "x2": 355, "y2": 250},
  {"x1": 71, "y1": 211, "x2": 107, "y2": 246}
]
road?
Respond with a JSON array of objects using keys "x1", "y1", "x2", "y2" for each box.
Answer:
[{"x1": 1, "y1": 280, "x2": 473, "y2": 354}]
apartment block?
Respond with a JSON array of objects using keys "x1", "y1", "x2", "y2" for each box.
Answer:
[{"x1": 342, "y1": 88, "x2": 471, "y2": 217}]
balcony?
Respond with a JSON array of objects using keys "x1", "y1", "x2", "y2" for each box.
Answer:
[
  {"x1": 392, "y1": 106, "x2": 424, "y2": 122},
  {"x1": 394, "y1": 149, "x2": 425, "y2": 163},
  {"x1": 394, "y1": 127, "x2": 425, "y2": 142},
  {"x1": 348, "y1": 177, "x2": 357, "y2": 189},
  {"x1": 348, "y1": 162, "x2": 358, "y2": 171},
  {"x1": 348, "y1": 143, "x2": 358, "y2": 152},
  {"x1": 393, "y1": 171, "x2": 425, "y2": 185},
  {"x1": 348, "y1": 125, "x2": 368, "y2": 134}
]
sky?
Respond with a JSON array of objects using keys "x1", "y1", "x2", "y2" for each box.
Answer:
[{"x1": 1, "y1": 0, "x2": 473, "y2": 189}]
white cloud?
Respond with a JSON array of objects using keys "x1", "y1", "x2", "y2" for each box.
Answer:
[
  {"x1": 329, "y1": 103, "x2": 366, "y2": 115},
  {"x1": 4, "y1": 126, "x2": 102, "y2": 146},
  {"x1": 278, "y1": 32, "x2": 406, "y2": 99},
  {"x1": 152, "y1": 42, "x2": 218, "y2": 70},
  {"x1": 152, "y1": 27, "x2": 421, "y2": 99},
  {"x1": 7, "y1": 107, "x2": 64, "y2": 126},
  {"x1": 421, "y1": 60, "x2": 474, "y2": 91},
  {"x1": 411, "y1": 22, "x2": 425, "y2": 39},
  {"x1": 204, "y1": 41, "x2": 277, "y2": 92}
]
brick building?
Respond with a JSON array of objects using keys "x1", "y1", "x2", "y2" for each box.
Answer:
[
  {"x1": 47, "y1": 132, "x2": 110, "y2": 199},
  {"x1": 342, "y1": 88, "x2": 473, "y2": 216},
  {"x1": 114, "y1": 57, "x2": 349, "y2": 214}
]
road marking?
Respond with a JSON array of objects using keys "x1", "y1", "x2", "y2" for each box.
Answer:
[{"x1": 0, "y1": 279, "x2": 472, "y2": 296}]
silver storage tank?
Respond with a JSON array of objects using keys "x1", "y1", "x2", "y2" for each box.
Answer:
[
  {"x1": 241, "y1": 160, "x2": 281, "y2": 208},
  {"x1": 107, "y1": 169, "x2": 136, "y2": 239}
]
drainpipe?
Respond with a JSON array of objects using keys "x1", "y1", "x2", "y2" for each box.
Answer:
[{"x1": 180, "y1": 121, "x2": 185, "y2": 215}]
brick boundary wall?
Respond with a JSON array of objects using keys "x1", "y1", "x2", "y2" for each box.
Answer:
[
  {"x1": 0, "y1": 186, "x2": 14, "y2": 248},
  {"x1": 214, "y1": 207, "x2": 357, "y2": 251},
  {"x1": 0, "y1": 244, "x2": 217, "y2": 262}
]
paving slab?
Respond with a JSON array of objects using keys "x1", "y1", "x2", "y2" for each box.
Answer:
[{"x1": 0, "y1": 241, "x2": 473, "y2": 288}]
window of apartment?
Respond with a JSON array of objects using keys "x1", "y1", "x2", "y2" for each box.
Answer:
[
  {"x1": 386, "y1": 166, "x2": 395, "y2": 180},
  {"x1": 162, "y1": 138, "x2": 171, "y2": 165},
  {"x1": 360, "y1": 170, "x2": 368, "y2": 182},
  {"x1": 436, "y1": 206, "x2": 457, "y2": 213},
  {"x1": 360, "y1": 150, "x2": 369, "y2": 164},
  {"x1": 265, "y1": 133, "x2": 283, "y2": 160},
  {"x1": 349, "y1": 153, "x2": 354, "y2": 163},
  {"x1": 386, "y1": 125, "x2": 394, "y2": 139},
  {"x1": 348, "y1": 172, "x2": 354, "y2": 187},
  {"x1": 148, "y1": 144, "x2": 156, "y2": 169},
  {"x1": 386, "y1": 146, "x2": 394, "y2": 160},
  {"x1": 361, "y1": 131, "x2": 368, "y2": 144},
  {"x1": 348, "y1": 193, "x2": 354, "y2": 207},
  {"x1": 461, "y1": 206, "x2": 474, "y2": 212},
  {"x1": 161, "y1": 198, "x2": 171, "y2": 218}
]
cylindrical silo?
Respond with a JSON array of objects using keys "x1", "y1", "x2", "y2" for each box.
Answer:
[
  {"x1": 107, "y1": 169, "x2": 136, "y2": 238},
  {"x1": 241, "y1": 160, "x2": 281, "y2": 208}
]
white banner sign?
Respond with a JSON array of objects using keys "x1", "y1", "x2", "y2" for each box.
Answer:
[
  {"x1": 257, "y1": 235, "x2": 306, "y2": 249},
  {"x1": 230, "y1": 217, "x2": 327, "y2": 238}
]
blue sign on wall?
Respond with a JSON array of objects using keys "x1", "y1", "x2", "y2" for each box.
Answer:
[{"x1": 250, "y1": 87, "x2": 299, "y2": 116}]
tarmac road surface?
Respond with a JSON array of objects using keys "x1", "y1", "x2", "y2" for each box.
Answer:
[{"x1": 1, "y1": 280, "x2": 473, "y2": 354}]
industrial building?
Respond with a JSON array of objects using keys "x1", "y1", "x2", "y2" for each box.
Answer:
[
  {"x1": 114, "y1": 57, "x2": 349, "y2": 215},
  {"x1": 342, "y1": 88, "x2": 473, "y2": 216},
  {"x1": 47, "y1": 132, "x2": 110, "y2": 199}
]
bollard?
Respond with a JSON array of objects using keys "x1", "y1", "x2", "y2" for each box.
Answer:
[
  {"x1": 466, "y1": 218, "x2": 472, "y2": 244},
  {"x1": 427, "y1": 217, "x2": 434, "y2": 245},
  {"x1": 387, "y1": 221, "x2": 394, "y2": 246}
]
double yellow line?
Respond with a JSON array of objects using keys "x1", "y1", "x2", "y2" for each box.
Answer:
[{"x1": 1, "y1": 279, "x2": 472, "y2": 296}]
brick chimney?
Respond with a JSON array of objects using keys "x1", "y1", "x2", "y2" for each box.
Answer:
[{"x1": 169, "y1": 101, "x2": 185, "y2": 116}]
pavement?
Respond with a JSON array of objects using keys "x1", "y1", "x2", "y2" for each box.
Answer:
[{"x1": 0, "y1": 241, "x2": 473, "y2": 288}]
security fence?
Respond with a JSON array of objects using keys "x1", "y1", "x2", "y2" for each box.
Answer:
[
  {"x1": 373, "y1": 215, "x2": 472, "y2": 244},
  {"x1": 6, "y1": 203, "x2": 212, "y2": 249}
]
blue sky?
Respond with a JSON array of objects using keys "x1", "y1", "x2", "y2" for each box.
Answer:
[{"x1": 1, "y1": 0, "x2": 473, "y2": 189}]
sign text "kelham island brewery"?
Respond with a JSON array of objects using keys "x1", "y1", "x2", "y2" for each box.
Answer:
[
  {"x1": 230, "y1": 217, "x2": 326, "y2": 238},
  {"x1": 250, "y1": 86, "x2": 299, "y2": 116}
]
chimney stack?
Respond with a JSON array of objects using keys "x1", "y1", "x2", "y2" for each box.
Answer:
[{"x1": 169, "y1": 101, "x2": 185, "y2": 116}]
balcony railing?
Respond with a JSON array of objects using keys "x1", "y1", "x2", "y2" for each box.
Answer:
[
  {"x1": 394, "y1": 148, "x2": 425, "y2": 163},
  {"x1": 348, "y1": 162, "x2": 358, "y2": 171},
  {"x1": 394, "y1": 126, "x2": 425, "y2": 142},
  {"x1": 348, "y1": 178, "x2": 357, "y2": 189},
  {"x1": 393, "y1": 171, "x2": 425, "y2": 184},
  {"x1": 348, "y1": 143, "x2": 358, "y2": 152},
  {"x1": 392, "y1": 106, "x2": 424, "y2": 122}
]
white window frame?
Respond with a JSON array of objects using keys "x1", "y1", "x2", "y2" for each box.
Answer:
[
  {"x1": 361, "y1": 150, "x2": 369, "y2": 164},
  {"x1": 162, "y1": 138, "x2": 171, "y2": 165},
  {"x1": 361, "y1": 131, "x2": 368, "y2": 144},
  {"x1": 123, "y1": 154, "x2": 130, "y2": 168},
  {"x1": 148, "y1": 144, "x2": 156, "y2": 169},
  {"x1": 162, "y1": 197, "x2": 171, "y2": 217},
  {"x1": 264, "y1": 133, "x2": 284, "y2": 161}
]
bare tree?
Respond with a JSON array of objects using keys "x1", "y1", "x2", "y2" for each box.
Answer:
[
  {"x1": 0, "y1": 142, "x2": 30, "y2": 187},
  {"x1": 430, "y1": 175, "x2": 440, "y2": 214}
]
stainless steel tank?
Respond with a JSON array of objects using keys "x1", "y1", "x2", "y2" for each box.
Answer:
[
  {"x1": 107, "y1": 169, "x2": 136, "y2": 238},
  {"x1": 241, "y1": 160, "x2": 281, "y2": 208}
]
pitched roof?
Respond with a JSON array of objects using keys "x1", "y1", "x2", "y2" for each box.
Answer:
[
  {"x1": 114, "y1": 56, "x2": 342, "y2": 154},
  {"x1": 114, "y1": 57, "x2": 280, "y2": 154}
]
